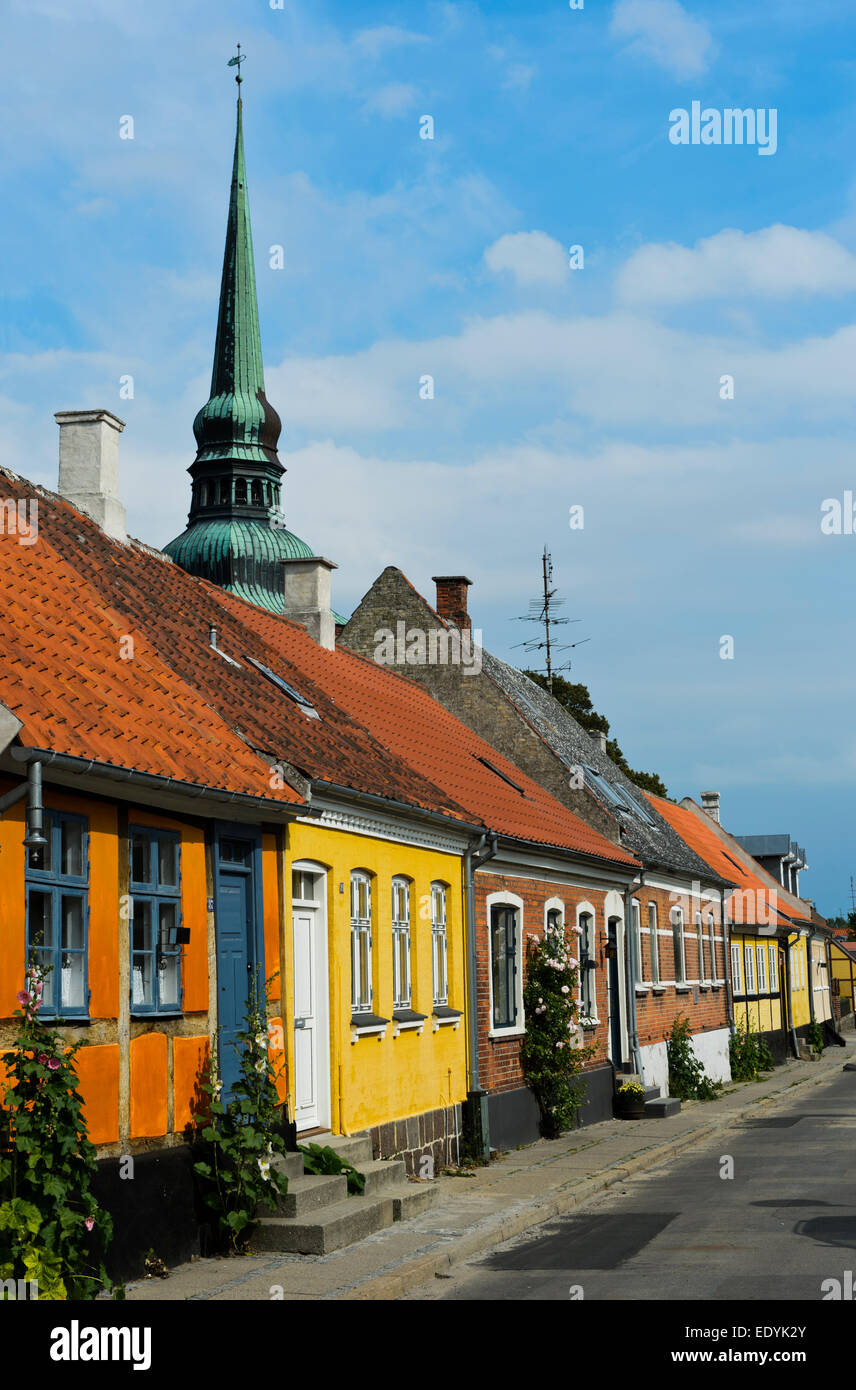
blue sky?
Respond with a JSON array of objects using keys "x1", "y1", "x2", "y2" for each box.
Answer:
[{"x1": 3, "y1": 0, "x2": 856, "y2": 913}]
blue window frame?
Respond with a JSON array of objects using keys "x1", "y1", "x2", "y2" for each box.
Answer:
[
  {"x1": 25, "y1": 810, "x2": 89, "y2": 1018},
  {"x1": 129, "y1": 827, "x2": 183, "y2": 1015}
]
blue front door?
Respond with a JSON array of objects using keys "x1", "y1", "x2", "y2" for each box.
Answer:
[{"x1": 214, "y1": 828, "x2": 262, "y2": 1095}]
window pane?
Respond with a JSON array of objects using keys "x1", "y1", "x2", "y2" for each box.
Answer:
[
  {"x1": 158, "y1": 837, "x2": 179, "y2": 888},
  {"x1": 37, "y1": 954, "x2": 54, "y2": 1009},
  {"x1": 359, "y1": 930, "x2": 370, "y2": 1005},
  {"x1": 132, "y1": 953, "x2": 153, "y2": 1007},
  {"x1": 491, "y1": 915, "x2": 509, "y2": 1027},
  {"x1": 158, "y1": 952, "x2": 180, "y2": 1009},
  {"x1": 61, "y1": 820, "x2": 84, "y2": 877},
  {"x1": 131, "y1": 834, "x2": 151, "y2": 884},
  {"x1": 61, "y1": 953, "x2": 85, "y2": 1009},
  {"x1": 133, "y1": 899, "x2": 152, "y2": 954},
  {"x1": 28, "y1": 889, "x2": 53, "y2": 949},
  {"x1": 61, "y1": 895, "x2": 84, "y2": 950},
  {"x1": 159, "y1": 901, "x2": 178, "y2": 946}
]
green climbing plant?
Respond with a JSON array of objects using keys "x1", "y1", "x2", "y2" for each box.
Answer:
[
  {"x1": 0, "y1": 958, "x2": 115, "y2": 1300},
  {"x1": 519, "y1": 922, "x2": 595, "y2": 1138}
]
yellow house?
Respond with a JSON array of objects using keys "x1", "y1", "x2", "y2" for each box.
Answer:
[{"x1": 283, "y1": 816, "x2": 469, "y2": 1167}]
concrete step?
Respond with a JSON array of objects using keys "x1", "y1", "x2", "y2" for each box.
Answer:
[
  {"x1": 645, "y1": 1096, "x2": 681, "y2": 1118},
  {"x1": 271, "y1": 1152, "x2": 305, "y2": 1183},
  {"x1": 393, "y1": 1183, "x2": 439, "y2": 1222},
  {"x1": 361, "y1": 1158, "x2": 408, "y2": 1196},
  {"x1": 300, "y1": 1131, "x2": 374, "y2": 1168},
  {"x1": 258, "y1": 1172, "x2": 347, "y2": 1219},
  {"x1": 250, "y1": 1194, "x2": 394, "y2": 1256},
  {"x1": 642, "y1": 1086, "x2": 661, "y2": 1102}
]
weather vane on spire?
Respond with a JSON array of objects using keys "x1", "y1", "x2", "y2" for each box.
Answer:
[{"x1": 227, "y1": 44, "x2": 246, "y2": 86}]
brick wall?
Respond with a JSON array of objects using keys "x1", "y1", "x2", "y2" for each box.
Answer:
[{"x1": 633, "y1": 884, "x2": 730, "y2": 1046}]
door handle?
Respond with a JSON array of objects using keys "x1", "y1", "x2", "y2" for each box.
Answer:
[{"x1": 294, "y1": 1017, "x2": 308, "y2": 1029}]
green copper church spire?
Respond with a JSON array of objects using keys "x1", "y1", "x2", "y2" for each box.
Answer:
[{"x1": 164, "y1": 52, "x2": 314, "y2": 613}]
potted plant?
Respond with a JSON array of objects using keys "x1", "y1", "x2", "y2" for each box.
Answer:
[{"x1": 615, "y1": 1081, "x2": 647, "y2": 1120}]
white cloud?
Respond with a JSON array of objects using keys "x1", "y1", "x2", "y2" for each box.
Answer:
[
  {"x1": 617, "y1": 225, "x2": 856, "y2": 306},
  {"x1": 362, "y1": 83, "x2": 419, "y2": 118},
  {"x1": 610, "y1": 0, "x2": 716, "y2": 78},
  {"x1": 502, "y1": 63, "x2": 536, "y2": 93},
  {"x1": 483, "y1": 231, "x2": 567, "y2": 287},
  {"x1": 352, "y1": 25, "x2": 430, "y2": 58}
]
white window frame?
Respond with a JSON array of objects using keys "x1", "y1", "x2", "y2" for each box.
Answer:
[
  {"x1": 769, "y1": 942, "x2": 778, "y2": 993},
  {"x1": 731, "y1": 941, "x2": 742, "y2": 993},
  {"x1": 350, "y1": 871, "x2": 373, "y2": 1013},
  {"x1": 431, "y1": 882, "x2": 448, "y2": 1007},
  {"x1": 648, "y1": 902, "x2": 660, "y2": 986},
  {"x1": 672, "y1": 907, "x2": 686, "y2": 985},
  {"x1": 696, "y1": 910, "x2": 706, "y2": 983},
  {"x1": 757, "y1": 943, "x2": 768, "y2": 993},
  {"x1": 487, "y1": 891, "x2": 524, "y2": 1037},
  {"x1": 392, "y1": 876, "x2": 411, "y2": 1011},
  {"x1": 632, "y1": 899, "x2": 644, "y2": 986},
  {"x1": 744, "y1": 942, "x2": 756, "y2": 994},
  {"x1": 707, "y1": 913, "x2": 717, "y2": 982}
]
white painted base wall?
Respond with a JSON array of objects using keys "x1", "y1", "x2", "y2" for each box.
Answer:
[{"x1": 641, "y1": 1026, "x2": 732, "y2": 1096}]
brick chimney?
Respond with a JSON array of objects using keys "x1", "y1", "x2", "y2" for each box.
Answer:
[
  {"x1": 282, "y1": 557, "x2": 338, "y2": 650},
  {"x1": 55, "y1": 409, "x2": 127, "y2": 543},
  {"x1": 701, "y1": 791, "x2": 721, "y2": 823},
  {"x1": 432, "y1": 575, "x2": 472, "y2": 633}
]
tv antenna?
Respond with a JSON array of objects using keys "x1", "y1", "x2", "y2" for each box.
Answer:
[{"x1": 512, "y1": 545, "x2": 589, "y2": 694}]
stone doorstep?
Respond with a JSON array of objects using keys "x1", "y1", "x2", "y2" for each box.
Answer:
[
  {"x1": 259, "y1": 1172, "x2": 348, "y2": 1219},
  {"x1": 251, "y1": 1195, "x2": 396, "y2": 1256},
  {"x1": 299, "y1": 1131, "x2": 374, "y2": 1167}
]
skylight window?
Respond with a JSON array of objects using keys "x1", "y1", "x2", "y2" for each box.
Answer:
[
  {"x1": 475, "y1": 755, "x2": 526, "y2": 796},
  {"x1": 245, "y1": 655, "x2": 320, "y2": 719},
  {"x1": 583, "y1": 768, "x2": 656, "y2": 825}
]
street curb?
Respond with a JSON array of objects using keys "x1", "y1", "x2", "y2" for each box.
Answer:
[{"x1": 340, "y1": 1052, "x2": 849, "y2": 1300}]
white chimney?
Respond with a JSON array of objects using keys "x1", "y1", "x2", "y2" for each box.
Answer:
[
  {"x1": 589, "y1": 730, "x2": 607, "y2": 753},
  {"x1": 282, "y1": 557, "x2": 338, "y2": 651},
  {"x1": 55, "y1": 409, "x2": 127, "y2": 543},
  {"x1": 701, "y1": 790, "x2": 721, "y2": 823}
]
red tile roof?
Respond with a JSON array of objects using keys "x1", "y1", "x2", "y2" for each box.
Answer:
[
  {"x1": 0, "y1": 472, "x2": 637, "y2": 865},
  {"x1": 646, "y1": 793, "x2": 808, "y2": 927}
]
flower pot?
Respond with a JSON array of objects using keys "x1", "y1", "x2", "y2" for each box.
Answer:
[{"x1": 614, "y1": 1096, "x2": 646, "y2": 1120}]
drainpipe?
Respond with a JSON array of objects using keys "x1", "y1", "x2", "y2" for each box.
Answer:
[
  {"x1": 784, "y1": 933, "x2": 799, "y2": 1058},
  {"x1": 623, "y1": 871, "x2": 645, "y2": 1079},
  {"x1": 0, "y1": 758, "x2": 48, "y2": 855},
  {"x1": 721, "y1": 891, "x2": 735, "y2": 1036},
  {"x1": 461, "y1": 830, "x2": 497, "y2": 1164}
]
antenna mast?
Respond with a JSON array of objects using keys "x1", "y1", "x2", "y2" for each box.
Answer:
[{"x1": 512, "y1": 545, "x2": 589, "y2": 694}]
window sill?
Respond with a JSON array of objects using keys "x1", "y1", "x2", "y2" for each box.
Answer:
[
  {"x1": 489, "y1": 1027, "x2": 525, "y2": 1040},
  {"x1": 38, "y1": 1015, "x2": 91, "y2": 1027},
  {"x1": 634, "y1": 984, "x2": 650, "y2": 995},
  {"x1": 433, "y1": 1006, "x2": 462, "y2": 1031},
  {"x1": 350, "y1": 1011, "x2": 389, "y2": 1042},
  {"x1": 651, "y1": 985, "x2": 666, "y2": 995},
  {"x1": 131, "y1": 1011, "x2": 183, "y2": 1020},
  {"x1": 675, "y1": 985, "x2": 692, "y2": 994},
  {"x1": 392, "y1": 1008, "x2": 426, "y2": 1037}
]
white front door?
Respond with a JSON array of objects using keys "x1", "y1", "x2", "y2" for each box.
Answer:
[{"x1": 292, "y1": 898, "x2": 330, "y2": 1132}]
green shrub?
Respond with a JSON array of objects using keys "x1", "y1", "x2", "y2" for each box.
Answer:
[
  {"x1": 807, "y1": 1020, "x2": 825, "y2": 1057},
  {"x1": 192, "y1": 975, "x2": 289, "y2": 1253},
  {"x1": 519, "y1": 923, "x2": 596, "y2": 1138},
  {"x1": 0, "y1": 960, "x2": 115, "y2": 1300},
  {"x1": 667, "y1": 1014, "x2": 720, "y2": 1101},
  {"x1": 729, "y1": 1025, "x2": 775, "y2": 1080},
  {"x1": 299, "y1": 1143, "x2": 365, "y2": 1195}
]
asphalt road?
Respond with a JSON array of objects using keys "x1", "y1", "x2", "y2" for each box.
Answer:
[{"x1": 404, "y1": 1068, "x2": 856, "y2": 1301}]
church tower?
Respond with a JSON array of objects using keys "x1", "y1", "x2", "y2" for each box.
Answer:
[{"x1": 164, "y1": 60, "x2": 313, "y2": 610}]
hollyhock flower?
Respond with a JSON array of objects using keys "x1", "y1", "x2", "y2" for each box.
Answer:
[
  {"x1": 47, "y1": 1058, "x2": 60, "y2": 1070},
  {"x1": 16, "y1": 991, "x2": 31, "y2": 1007},
  {"x1": 38, "y1": 1053, "x2": 48, "y2": 1065},
  {"x1": 254, "y1": 1058, "x2": 267, "y2": 1073},
  {"x1": 255, "y1": 1033, "x2": 267, "y2": 1049},
  {"x1": 84, "y1": 1216, "x2": 95, "y2": 1231},
  {"x1": 258, "y1": 1157, "x2": 271, "y2": 1181}
]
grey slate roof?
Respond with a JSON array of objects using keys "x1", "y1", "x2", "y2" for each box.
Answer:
[{"x1": 481, "y1": 651, "x2": 726, "y2": 882}]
